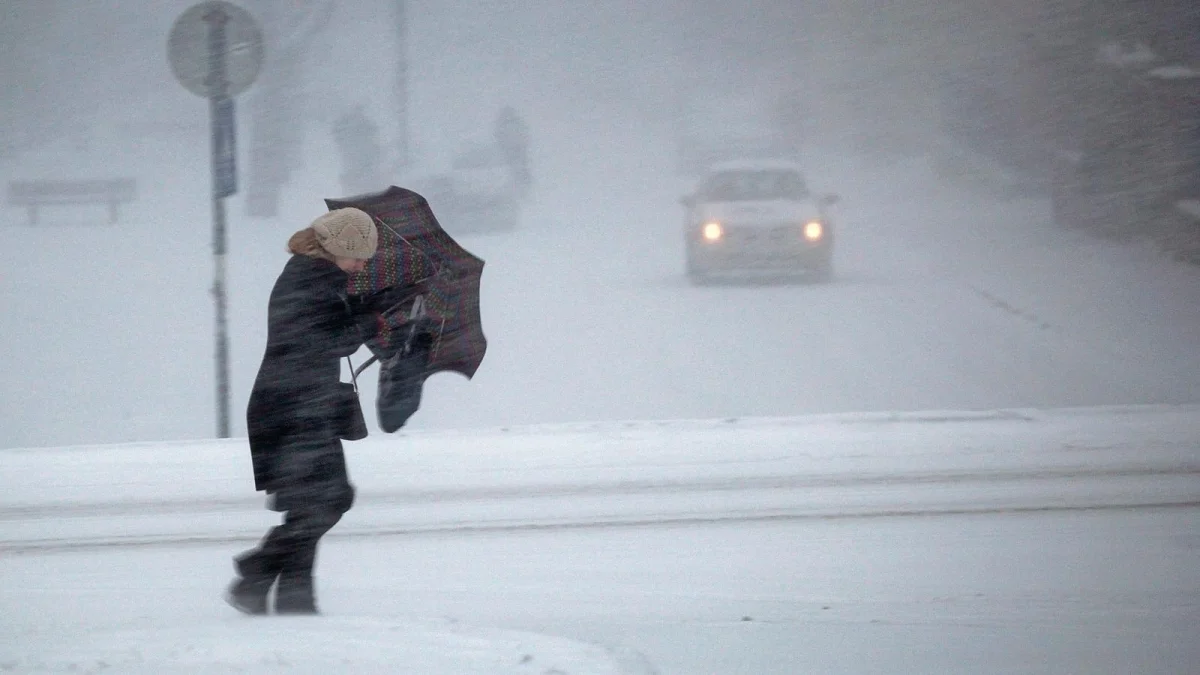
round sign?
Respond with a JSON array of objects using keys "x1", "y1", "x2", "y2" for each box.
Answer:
[{"x1": 168, "y1": 1, "x2": 264, "y2": 98}]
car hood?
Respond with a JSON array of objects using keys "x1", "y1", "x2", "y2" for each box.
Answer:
[{"x1": 698, "y1": 199, "x2": 824, "y2": 226}]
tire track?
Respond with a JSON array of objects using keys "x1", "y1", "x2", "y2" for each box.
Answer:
[
  {"x1": 3, "y1": 463, "x2": 1197, "y2": 520},
  {"x1": 968, "y1": 284, "x2": 1054, "y2": 330},
  {"x1": 2, "y1": 500, "x2": 1196, "y2": 555}
]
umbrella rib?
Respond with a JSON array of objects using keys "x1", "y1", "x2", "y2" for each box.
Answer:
[
  {"x1": 376, "y1": 216, "x2": 443, "y2": 277},
  {"x1": 373, "y1": 216, "x2": 452, "y2": 365},
  {"x1": 431, "y1": 316, "x2": 446, "y2": 360}
]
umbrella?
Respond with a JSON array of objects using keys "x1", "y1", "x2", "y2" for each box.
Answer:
[{"x1": 324, "y1": 186, "x2": 488, "y2": 382}]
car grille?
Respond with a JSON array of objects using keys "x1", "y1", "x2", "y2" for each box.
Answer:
[{"x1": 725, "y1": 224, "x2": 801, "y2": 244}]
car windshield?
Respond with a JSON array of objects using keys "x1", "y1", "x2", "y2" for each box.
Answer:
[{"x1": 700, "y1": 169, "x2": 810, "y2": 201}]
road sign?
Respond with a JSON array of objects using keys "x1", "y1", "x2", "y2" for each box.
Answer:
[
  {"x1": 213, "y1": 97, "x2": 237, "y2": 197},
  {"x1": 168, "y1": 1, "x2": 263, "y2": 99},
  {"x1": 168, "y1": 2, "x2": 262, "y2": 439}
]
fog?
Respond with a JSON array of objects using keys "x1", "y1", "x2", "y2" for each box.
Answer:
[{"x1": 3, "y1": 0, "x2": 1199, "y2": 449}]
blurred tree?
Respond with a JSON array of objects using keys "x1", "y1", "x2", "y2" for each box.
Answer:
[
  {"x1": 1017, "y1": 0, "x2": 1200, "y2": 242},
  {"x1": 0, "y1": 2, "x2": 92, "y2": 155}
]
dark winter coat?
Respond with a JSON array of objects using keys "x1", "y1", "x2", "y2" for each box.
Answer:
[{"x1": 247, "y1": 254, "x2": 379, "y2": 492}]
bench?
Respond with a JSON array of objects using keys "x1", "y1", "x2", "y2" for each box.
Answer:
[{"x1": 7, "y1": 178, "x2": 137, "y2": 225}]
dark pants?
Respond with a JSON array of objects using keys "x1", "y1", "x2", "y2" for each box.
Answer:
[
  {"x1": 269, "y1": 442, "x2": 354, "y2": 558},
  {"x1": 238, "y1": 436, "x2": 355, "y2": 611}
]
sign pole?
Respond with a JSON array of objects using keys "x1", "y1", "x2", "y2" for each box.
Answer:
[
  {"x1": 168, "y1": 1, "x2": 262, "y2": 439},
  {"x1": 206, "y1": 6, "x2": 232, "y2": 439}
]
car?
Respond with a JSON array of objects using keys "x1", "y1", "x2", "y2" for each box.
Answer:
[{"x1": 680, "y1": 160, "x2": 839, "y2": 283}]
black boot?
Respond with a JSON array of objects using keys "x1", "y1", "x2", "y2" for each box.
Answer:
[
  {"x1": 274, "y1": 541, "x2": 319, "y2": 615},
  {"x1": 275, "y1": 571, "x2": 318, "y2": 614},
  {"x1": 225, "y1": 545, "x2": 281, "y2": 615}
]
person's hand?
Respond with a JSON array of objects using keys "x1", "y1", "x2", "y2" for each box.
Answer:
[
  {"x1": 351, "y1": 308, "x2": 386, "y2": 342},
  {"x1": 363, "y1": 285, "x2": 418, "y2": 316}
]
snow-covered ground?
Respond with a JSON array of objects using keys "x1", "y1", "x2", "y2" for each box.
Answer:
[
  {"x1": 3, "y1": 405, "x2": 1198, "y2": 673},
  {"x1": 4, "y1": 3, "x2": 1200, "y2": 672}
]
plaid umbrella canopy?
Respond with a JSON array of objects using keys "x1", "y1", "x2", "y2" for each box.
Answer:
[{"x1": 324, "y1": 186, "x2": 487, "y2": 380}]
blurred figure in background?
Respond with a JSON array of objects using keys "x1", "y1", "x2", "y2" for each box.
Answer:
[
  {"x1": 333, "y1": 105, "x2": 385, "y2": 197},
  {"x1": 493, "y1": 105, "x2": 532, "y2": 199}
]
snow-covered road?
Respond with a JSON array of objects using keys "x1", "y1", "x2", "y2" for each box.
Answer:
[
  {"x1": 3, "y1": 406, "x2": 1198, "y2": 673},
  {"x1": 6, "y1": 508, "x2": 1196, "y2": 674},
  {"x1": 3, "y1": 405, "x2": 1199, "y2": 553}
]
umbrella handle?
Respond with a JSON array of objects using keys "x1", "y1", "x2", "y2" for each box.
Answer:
[
  {"x1": 359, "y1": 294, "x2": 432, "y2": 380},
  {"x1": 358, "y1": 318, "x2": 429, "y2": 378}
]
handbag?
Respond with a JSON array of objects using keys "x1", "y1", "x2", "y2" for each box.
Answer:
[
  {"x1": 335, "y1": 356, "x2": 369, "y2": 441},
  {"x1": 377, "y1": 332, "x2": 432, "y2": 433}
]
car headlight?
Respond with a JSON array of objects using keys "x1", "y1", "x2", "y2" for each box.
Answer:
[
  {"x1": 702, "y1": 222, "x2": 723, "y2": 242},
  {"x1": 803, "y1": 220, "x2": 824, "y2": 242}
]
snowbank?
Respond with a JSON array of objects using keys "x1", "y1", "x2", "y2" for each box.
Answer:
[
  {"x1": 3, "y1": 404, "x2": 1197, "y2": 551},
  {"x1": 7, "y1": 616, "x2": 640, "y2": 674}
]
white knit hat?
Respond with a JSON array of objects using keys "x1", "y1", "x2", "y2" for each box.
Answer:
[{"x1": 311, "y1": 208, "x2": 379, "y2": 259}]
